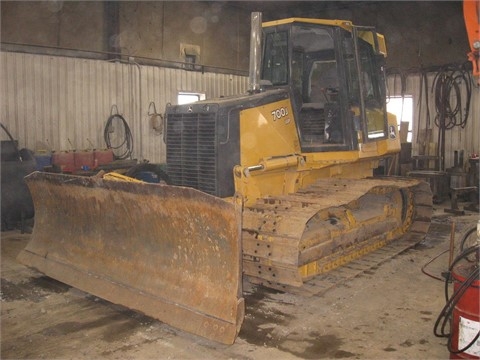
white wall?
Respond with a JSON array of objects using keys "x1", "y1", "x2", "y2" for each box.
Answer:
[
  {"x1": 1, "y1": 51, "x2": 248, "y2": 163},
  {"x1": 387, "y1": 72, "x2": 480, "y2": 171},
  {"x1": 2, "y1": 51, "x2": 478, "y2": 172}
]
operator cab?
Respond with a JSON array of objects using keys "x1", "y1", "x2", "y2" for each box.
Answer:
[{"x1": 261, "y1": 20, "x2": 389, "y2": 152}]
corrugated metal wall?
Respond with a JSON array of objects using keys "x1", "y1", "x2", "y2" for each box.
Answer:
[
  {"x1": 1, "y1": 51, "x2": 248, "y2": 163},
  {"x1": 387, "y1": 72, "x2": 479, "y2": 170},
  {"x1": 2, "y1": 51, "x2": 478, "y2": 172}
]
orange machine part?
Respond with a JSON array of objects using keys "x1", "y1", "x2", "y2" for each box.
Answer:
[{"x1": 463, "y1": 0, "x2": 480, "y2": 77}]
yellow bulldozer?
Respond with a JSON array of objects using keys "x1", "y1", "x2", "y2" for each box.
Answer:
[{"x1": 18, "y1": 14, "x2": 432, "y2": 344}]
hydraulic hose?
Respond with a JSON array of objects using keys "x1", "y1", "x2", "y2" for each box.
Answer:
[
  {"x1": 432, "y1": 65, "x2": 473, "y2": 170},
  {"x1": 103, "y1": 114, "x2": 134, "y2": 160}
]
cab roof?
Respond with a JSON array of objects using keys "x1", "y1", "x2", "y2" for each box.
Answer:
[
  {"x1": 262, "y1": 17, "x2": 387, "y2": 57},
  {"x1": 262, "y1": 18, "x2": 354, "y2": 31}
]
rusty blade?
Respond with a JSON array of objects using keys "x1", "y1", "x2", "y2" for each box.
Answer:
[{"x1": 18, "y1": 171, "x2": 244, "y2": 344}]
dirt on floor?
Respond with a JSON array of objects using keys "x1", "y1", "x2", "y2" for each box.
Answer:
[{"x1": 1, "y1": 209, "x2": 478, "y2": 360}]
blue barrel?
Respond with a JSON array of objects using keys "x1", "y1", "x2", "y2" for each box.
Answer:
[{"x1": 34, "y1": 154, "x2": 52, "y2": 171}]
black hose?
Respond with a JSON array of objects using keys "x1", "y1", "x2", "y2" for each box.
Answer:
[
  {"x1": 460, "y1": 226, "x2": 477, "y2": 253},
  {"x1": 421, "y1": 226, "x2": 478, "y2": 281},
  {"x1": 431, "y1": 65, "x2": 472, "y2": 170},
  {"x1": 386, "y1": 63, "x2": 472, "y2": 153},
  {"x1": 103, "y1": 114, "x2": 134, "y2": 160},
  {"x1": 421, "y1": 248, "x2": 449, "y2": 281}
]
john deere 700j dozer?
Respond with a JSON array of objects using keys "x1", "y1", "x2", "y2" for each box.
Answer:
[{"x1": 18, "y1": 14, "x2": 432, "y2": 344}]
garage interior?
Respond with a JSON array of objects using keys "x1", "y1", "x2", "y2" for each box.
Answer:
[{"x1": 1, "y1": 1, "x2": 479, "y2": 359}]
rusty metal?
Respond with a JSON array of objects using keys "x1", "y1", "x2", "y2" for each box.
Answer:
[
  {"x1": 18, "y1": 171, "x2": 244, "y2": 344},
  {"x1": 242, "y1": 177, "x2": 433, "y2": 288},
  {"x1": 17, "y1": 172, "x2": 433, "y2": 342}
]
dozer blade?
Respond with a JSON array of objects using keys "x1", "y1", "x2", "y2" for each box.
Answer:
[{"x1": 17, "y1": 171, "x2": 244, "y2": 344}]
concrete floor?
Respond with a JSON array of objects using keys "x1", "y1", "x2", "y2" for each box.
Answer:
[{"x1": 1, "y1": 207, "x2": 478, "y2": 359}]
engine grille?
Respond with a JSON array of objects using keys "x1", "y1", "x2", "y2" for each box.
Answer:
[{"x1": 166, "y1": 112, "x2": 217, "y2": 195}]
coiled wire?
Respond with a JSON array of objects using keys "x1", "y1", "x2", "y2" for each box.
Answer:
[
  {"x1": 103, "y1": 114, "x2": 134, "y2": 160},
  {"x1": 432, "y1": 64, "x2": 472, "y2": 130}
]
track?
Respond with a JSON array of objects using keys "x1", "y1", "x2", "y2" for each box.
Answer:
[
  {"x1": 250, "y1": 229, "x2": 427, "y2": 296},
  {"x1": 243, "y1": 177, "x2": 432, "y2": 291}
]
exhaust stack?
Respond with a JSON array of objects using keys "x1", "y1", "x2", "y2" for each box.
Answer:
[{"x1": 249, "y1": 12, "x2": 262, "y2": 93}]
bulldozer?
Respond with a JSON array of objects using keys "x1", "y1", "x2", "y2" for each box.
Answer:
[{"x1": 18, "y1": 14, "x2": 432, "y2": 344}]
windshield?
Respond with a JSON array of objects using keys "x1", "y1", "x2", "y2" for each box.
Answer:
[
  {"x1": 261, "y1": 23, "x2": 387, "y2": 151},
  {"x1": 262, "y1": 31, "x2": 289, "y2": 85},
  {"x1": 343, "y1": 29, "x2": 387, "y2": 139},
  {"x1": 262, "y1": 26, "x2": 336, "y2": 88},
  {"x1": 263, "y1": 25, "x2": 348, "y2": 150}
]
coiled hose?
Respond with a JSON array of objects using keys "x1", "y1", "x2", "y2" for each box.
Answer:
[
  {"x1": 103, "y1": 114, "x2": 133, "y2": 160},
  {"x1": 432, "y1": 66, "x2": 472, "y2": 130},
  {"x1": 431, "y1": 64, "x2": 473, "y2": 170}
]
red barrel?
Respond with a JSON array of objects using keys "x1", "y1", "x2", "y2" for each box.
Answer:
[
  {"x1": 51, "y1": 151, "x2": 75, "y2": 173},
  {"x1": 74, "y1": 150, "x2": 95, "y2": 170},
  {"x1": 450, "y1": 263, "x2": 480, "y2": 359},
  {"x1": 94, "y1": 149, "x2": 114, "y2": 167}
]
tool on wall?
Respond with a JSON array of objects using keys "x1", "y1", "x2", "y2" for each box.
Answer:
[
  {"x1": 104, "y1": 105, "x2": 134, "y2": 160},
  {"x1": 432, "y1": 65, "x2": 472, "y2": 171},
  {"x1": 148, "y1": 101, "x2": 164, "y2": 135}
]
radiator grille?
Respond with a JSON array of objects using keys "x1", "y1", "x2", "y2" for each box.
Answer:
[{"x1": 166, "y1": 112, "x2": 217, "y2": 195}]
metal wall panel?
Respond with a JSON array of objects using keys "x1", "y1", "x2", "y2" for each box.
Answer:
[
  {"x1": 4, "y1": 51, "x2": 476, "y2": 172},
  {"x1": 1, "y1": 51, "x2": 248, "y2": 164},
  {"x1": 387, "y1": 73, "x2": 479, "y2": 171}
]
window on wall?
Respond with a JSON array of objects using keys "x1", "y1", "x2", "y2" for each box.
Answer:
[
  {"x1": 386, "y1": 96, "x2": 413, "y2": 142},
  {"x1": 177, "y1": 92, "x2": 206, "y2": 105}
]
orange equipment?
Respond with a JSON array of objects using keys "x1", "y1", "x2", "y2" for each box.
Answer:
[{"x1": 464, "y1": 0, "x2": 480, "y2": 81}]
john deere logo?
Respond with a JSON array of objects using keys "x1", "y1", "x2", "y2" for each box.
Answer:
[{"x1": 389, "y1": 125, "x2": 397, "y2": 139}]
